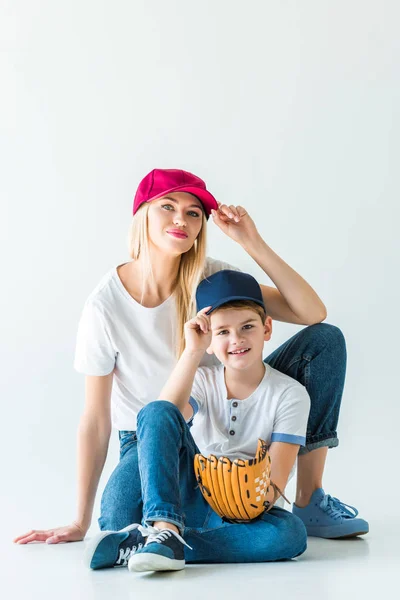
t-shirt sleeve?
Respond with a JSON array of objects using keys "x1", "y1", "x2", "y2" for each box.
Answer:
[
  {"x1": 74, "y1": 301, "x2": 117, "y2": 376},
  {"x1": 271, "y1": 384, "x2": 311, "y2": 447},
  {"x1": 189, "y1": 368, "x2": 208, "y2": 418}
]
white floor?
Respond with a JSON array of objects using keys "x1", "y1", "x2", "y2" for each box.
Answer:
[{"x1": 4, "y1": 516, "x2": 398, "y2": 600}]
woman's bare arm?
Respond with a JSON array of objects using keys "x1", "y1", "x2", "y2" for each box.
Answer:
[
  {"x1": 212, "y1": 205, "x2": 327, "y2": 325},
  {"x1": 76, "y1": 373, "x2": 113, "y2": 530},
  {"x1": 244, "y1": 238, "x2": 327, "y2": 325},
  {"x1": 14, "y1": 373, "x2": 113, "y2": 544}
]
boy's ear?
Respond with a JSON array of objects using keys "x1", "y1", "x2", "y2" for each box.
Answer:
[
  {"x1": 263, "y1": 316, "x2": 273, "y2": 342},
  {"x1": 206, "y1": 342, "x2": 214, "y2": 355}
]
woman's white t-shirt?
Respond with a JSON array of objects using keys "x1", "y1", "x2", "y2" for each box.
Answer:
[{"x1": 74, "y1": 257, "x2": 240, "y2": 430}]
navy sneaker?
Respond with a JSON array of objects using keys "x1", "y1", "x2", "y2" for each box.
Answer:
[
  {"x1": 128, "y1": 526, "x2": 192, "y2": 572},
  {"x1": 293, "y1": 488, "x2": 369, "y2": 539},
  {"x1": 85, "y1": 523, "x2": 147, "y2": 569}
]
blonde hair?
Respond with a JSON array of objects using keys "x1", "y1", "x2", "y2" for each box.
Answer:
[
  {"x1": 128, "y1": 202, "x2": 208, "y2": 357},
  {"x1": 213, "y1": 300, "x2": 267, "y2": 323}
]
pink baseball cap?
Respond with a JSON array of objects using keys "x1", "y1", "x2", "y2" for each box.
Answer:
[{"x1": 133, "y1": 169, "x2": 218, "y2": 219}]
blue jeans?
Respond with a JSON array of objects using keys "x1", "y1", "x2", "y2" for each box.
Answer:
[
  {"x1": 264, "y1": 323, "x2": 346, "y2": 455},
  {"x1": 99, "y1": 323, "x2": 346, "y2": 560},
  {"x1": 101, "y1": 401, "x2": 307, "y2": 562}
]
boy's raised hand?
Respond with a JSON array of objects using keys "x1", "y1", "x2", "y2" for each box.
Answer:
[{"x1": 184, "y1": 307, "x2": 212, "y2": 354}]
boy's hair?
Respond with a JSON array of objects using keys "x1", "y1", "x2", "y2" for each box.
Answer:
[
  {"x1": 128, "y1": 202, "x2": 208, "y2": 358},
  {"x1": 212, "y1": 300, "x2": 267, "y2": 323}
]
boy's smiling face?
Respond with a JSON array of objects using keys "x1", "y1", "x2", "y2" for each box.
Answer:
[{"x1": 207, "y1": 307, "x2": 272, "y2": 371}]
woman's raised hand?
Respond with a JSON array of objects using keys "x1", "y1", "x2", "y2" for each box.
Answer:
[
  {"x1": 211, "y1": 202, "x2": 259, "y2": 246},
  {"x1": 184, "y1": 307, "x2": 212, "y2": 354},
  {"x1": 13, "y1": 521, "x2": 88, "y2": 545}
]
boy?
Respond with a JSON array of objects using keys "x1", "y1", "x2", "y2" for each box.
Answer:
[{"x1": 86, "y1": 270, "x2": 309, "y2": 572}]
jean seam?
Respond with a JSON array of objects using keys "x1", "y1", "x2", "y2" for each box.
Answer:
[
  {"x1": 119, "y1": 440, "x2": 137, "y2": 460},
  {"x1": 303, "y1": 357, "x2": 310, "y2": 389},
  {"x1": 274, "y1": 332, "x2": 333, "y2": 374},
  {"x1": 184, "y1": 523, "x2": 229, "y2": 534},
  {"x1": 145, "y1": 512, "x2": 185, "y2": 529},
  {"x1": 281, "y1": 353, "x2": 312, "y2": 375},
  {"x1": 119, "y1": 431, "x2": 137, "y2": 455},
  {"x1": 299, "y1": 436, "x2": 339, "y2": 455},
  {"x1": 306, "y1": 431, "x2": 338, "y2": 441}
]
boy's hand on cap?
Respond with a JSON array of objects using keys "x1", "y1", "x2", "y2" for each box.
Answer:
[{"x1": 184, "y1": 307, "x2": 212, "y2": 353}]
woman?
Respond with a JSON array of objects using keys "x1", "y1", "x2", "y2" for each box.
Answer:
[{"x1": 14, "y1": 168, "x2": 368, "y2": 547}]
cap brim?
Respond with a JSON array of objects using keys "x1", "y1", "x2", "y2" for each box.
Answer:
[
  {"x1": 204, "y1": 296, "x2": 266, "y2": 315},
  {"x1": 149, "y1": 185, "x2": 218, "y2": 218}
]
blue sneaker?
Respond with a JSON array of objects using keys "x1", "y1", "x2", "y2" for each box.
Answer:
[
  {"x1": 85, "y1": 523, "x2": 146, "y2": 569},
  {"x1": 128, "y1": 526, "x2": 192, "y2": 572},
  {"x1": 293, "y1": 488, "x2": 369, "y2": 539}
]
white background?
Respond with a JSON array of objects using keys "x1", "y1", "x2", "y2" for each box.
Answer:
[{"x1": 1, "y1": 0, "x2": 399, "y2": 553}]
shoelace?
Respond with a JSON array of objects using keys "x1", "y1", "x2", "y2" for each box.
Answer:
[
  {"x1": 139, "y1": 524, "x2": 192, "y2": 549},
  {"x1": 114, "y1": 525, "x2": 151, "y2": 566},
  {"x1": 116, "y1": 542, "x2": 144, "y2": 566},
  {"x1": 319, "y1": 494, "x2": 359, "y2": 521}
]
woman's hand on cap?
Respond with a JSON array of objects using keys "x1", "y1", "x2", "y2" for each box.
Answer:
[{"x1": 211, "y1": 202, "x2": 259, "y2": 246}]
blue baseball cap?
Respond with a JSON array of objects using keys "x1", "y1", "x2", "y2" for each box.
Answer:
[{"x1": 196, "y1": 270, "x2": 265, "y2": 315}]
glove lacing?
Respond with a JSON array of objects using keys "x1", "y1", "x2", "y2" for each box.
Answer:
[{"x1": 263, "y1": 481, "x2": 290, "y2": 512}]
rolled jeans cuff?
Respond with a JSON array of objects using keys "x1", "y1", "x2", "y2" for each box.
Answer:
[
  {"x1": 143, "y1": 511, "x2": 185, "y2": 535},
  {"x1": 298, "y1": 434, "x2": 339, "y2": 455}
]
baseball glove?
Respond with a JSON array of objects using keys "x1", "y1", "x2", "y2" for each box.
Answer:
[{"x1": 194, "y1": 439, "x2": 289, "y2": 523}]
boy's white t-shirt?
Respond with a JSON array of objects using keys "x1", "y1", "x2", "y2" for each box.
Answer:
[
  {"x1": 190, "y1": 363, "x2": 310, "y2": 459},
  {"x1": 74, "y1": 257, "x2": 240, "y2": 431},
  {"x1": 189, "y1": 363, "x2": 310, "y2": 486}
]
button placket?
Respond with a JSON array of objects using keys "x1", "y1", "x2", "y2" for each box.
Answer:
[{"x1": 230, "y1": 399, "x2": 239, "y2": 436}]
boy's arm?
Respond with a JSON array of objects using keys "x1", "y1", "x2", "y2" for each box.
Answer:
[
  {"x1": 157, "y1": 306, "x2": 212, "y2": 417},
  {"x1": 268, "y1": 441, "x2": 299, "y2": 499},
  {"x1": 157, "y1": 348, "x2": 204, "y2": 415},
  {"x1": 261, "y1": 441, "x2": 299, "y2": 506},
  {"x1": 264, "y1": 384, "x2": 310, "y2": 505}
]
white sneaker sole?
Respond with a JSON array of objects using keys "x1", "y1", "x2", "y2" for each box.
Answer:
[{"x1": 128, "y1": 553, "x2": 185, "y2": 572}]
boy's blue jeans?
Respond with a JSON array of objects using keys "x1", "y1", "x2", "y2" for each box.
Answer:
[
  {"x1": 100, "y1": 401, "x2": 307, "y2": 562},
  {"x1": 99, "y1": 323, "x2": 346, "y2": 562}
]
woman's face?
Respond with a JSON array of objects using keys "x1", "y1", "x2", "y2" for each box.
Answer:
[{"x1": 147, "y1": 192, "x2": 204, "y2": 256}]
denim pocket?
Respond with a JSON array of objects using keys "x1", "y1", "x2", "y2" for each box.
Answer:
[{"x1": 119, "y1": 430, "x2": 137, "y2": 459}]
